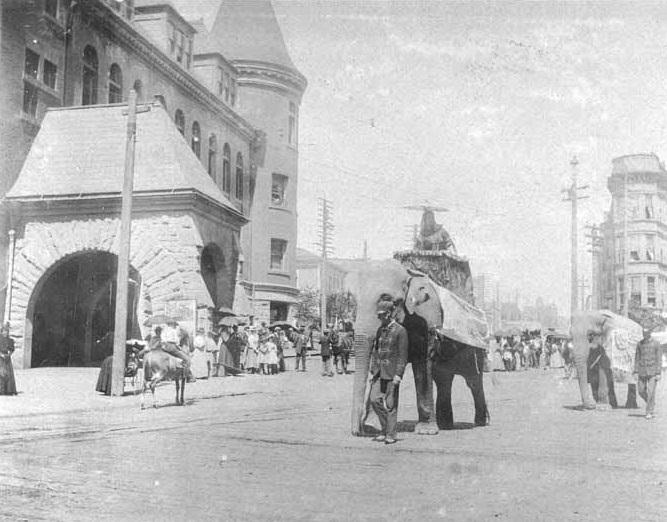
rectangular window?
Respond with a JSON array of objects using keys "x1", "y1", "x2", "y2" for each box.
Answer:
[
  {"x1": 43, "y1": 59, "x2": 57, "y2": 89},
  {"x1": 176, "y1": 31, "x2": 184, "y2": 63},
  {"x1": 270, "y1": 239, "x2": 287, "y2": 271},
  {"x1": 24, "y1": 49, "x2": 40, "y2": 78},
  {"x1": 271, "y1": 173, "x2": 288, "y2": 206},
  {"x1": 230, "y1": 79, "x2": 237, "y2": 106},
  {"x1": 186, "y1": 38, "x2": 193, "y2": 69},
  {"x1": 168, "y1": 22, "x2": 176, "y2": 54},
  {"x1": 217, "y1": 67, "x2": 223, "y2": 96},
  {"x1": 223, "y1": 73, "x2": 229, "y2": 102},
  {"x1": 45, "y1": 0, "x2": 58, "y2": 18},
  {"x1": 645, "y1": 194, "x2": 654, "y2": 219},
  {"x1": 646, "y1": 234, "x2": 655, "y2": 261},
  {"x1": 23, "y1": 82, "x2": 39, "y2": 117},
  {"x1": 288, "y1": 101, "x2": 297, "y2": 145}
]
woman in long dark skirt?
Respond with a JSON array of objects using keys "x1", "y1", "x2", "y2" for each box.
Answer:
[{"x1": 0, "y1": 323, "x2": 17, "y2": 395}]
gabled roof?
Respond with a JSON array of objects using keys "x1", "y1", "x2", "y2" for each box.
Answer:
[
  {"x1": 170, "y1": 0, "x2": 298, "y2": 73},
  {"x1": 6, "y1": 103, "x2": 241, "y2": 217}
]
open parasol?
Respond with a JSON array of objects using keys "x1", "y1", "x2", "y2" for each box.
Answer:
[{"x1": 218, "y1": 316, "x2": 240, "y2": 327}]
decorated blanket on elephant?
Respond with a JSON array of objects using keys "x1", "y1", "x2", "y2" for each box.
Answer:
[
  {"x1": 431, "y1": 284, "x2": 489, "y2": 351},
  {"x1": 605, "y1": 327, "x2": 641, "y2": 384}
]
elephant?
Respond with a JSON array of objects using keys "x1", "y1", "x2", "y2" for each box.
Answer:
[
  {"x1": 570, "y1": 310, "x2": 641, "y2": 410},
  {"x1": 351, "y1": 260, "x2": 490, "y2": 436}
]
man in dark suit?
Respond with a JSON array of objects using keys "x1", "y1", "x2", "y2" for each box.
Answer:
[{"x1": 369, "y1": 300, "x2": 409, "y2": 444}]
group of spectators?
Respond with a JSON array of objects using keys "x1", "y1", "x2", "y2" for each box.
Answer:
[
  {"x1": 318, "y1": 324, "x2": 354, "y2": 377},
  {"x1": 489, "y1": 333, "x2": 573, "y2": 375}
]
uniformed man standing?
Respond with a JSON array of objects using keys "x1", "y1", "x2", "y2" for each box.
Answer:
[{"x1": 369, "y1": 300, "x2": 409, "y2": 444}]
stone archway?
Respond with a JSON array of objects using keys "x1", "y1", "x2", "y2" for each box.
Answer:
[
  {"x1": 200, "y1": 243, "x2": 226, "y2": 308},
  {"x1": 24, "y1": 250, "x2": 141, "y2": 368}
]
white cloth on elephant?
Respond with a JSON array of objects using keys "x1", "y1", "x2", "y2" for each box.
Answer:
[{"x1": 429, "y1": 284, "x2": 489, "y2": 350}]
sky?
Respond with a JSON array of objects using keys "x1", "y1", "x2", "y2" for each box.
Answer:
[{"x1": 272, "y1": 0, "x2": 667, "y2": 314}]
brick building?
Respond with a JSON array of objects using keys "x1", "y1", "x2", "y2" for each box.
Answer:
[
  {"x1": 0, "y1": 0, "x2": 306, "y2": 367},
  {"x1": 594, "y1": 153, "x2": 667, "y2": 313}
]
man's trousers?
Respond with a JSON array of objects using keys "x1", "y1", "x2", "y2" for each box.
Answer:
[
  {"x1": 638, "y1": 375, "x2": 659, "y2": 415},
  {"x1": 370, "y1": 378, "x2": 399, "y2": 439}
]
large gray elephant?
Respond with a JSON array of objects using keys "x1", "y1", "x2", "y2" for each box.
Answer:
[
  {"x1": 570, "y1": 310, "x2": 641, "y2": 410},
  {"x1": 351, "y1": 260, "x2": 489, "y2": 436}
]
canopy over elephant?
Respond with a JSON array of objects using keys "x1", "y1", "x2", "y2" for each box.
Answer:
[
  {"x1": 351, "y1": 259, "x2": 490, "y2": 436},
  {"x1": 570, "y1": 310, "x2": 642, "y2": 410}
]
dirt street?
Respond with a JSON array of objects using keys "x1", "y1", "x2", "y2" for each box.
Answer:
[{"x1": 1, "y1": 363, "x2": 666, "y2": 521}]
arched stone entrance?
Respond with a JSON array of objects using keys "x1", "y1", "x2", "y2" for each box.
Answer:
[
  {"x1": 25, "y1": 251, "x2": 141, "y2": 368},
  {"x1": 200, "y1": 243, "x2": 226, "y2": 308}
]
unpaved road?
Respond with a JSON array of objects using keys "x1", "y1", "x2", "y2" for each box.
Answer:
[{"x1": 1, "y1": 364, "x2": 666, "y2": 521}]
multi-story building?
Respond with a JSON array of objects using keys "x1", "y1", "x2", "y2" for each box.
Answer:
[
  {"x1": 296, "y1": 248, "x2": 347, "y2": 294},
  {"x1": 596, "y1": 154, "x2": 667, "y2": 313},
  {"x1": 0, "y1": 0, "x2": 305, "y2": 367}
]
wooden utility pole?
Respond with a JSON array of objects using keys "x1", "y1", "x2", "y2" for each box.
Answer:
[
  {"x1": 562, "y1": 157, "x2": 589, "y2": 317},
  {"x1": 111, "y1": 90, "x2": 138, "y2": 396},
  {"x1": 317, "y1": 198, "x2": 334, "y2": 328},
  {"x1": 585, "y1": 224, "x2": 604, "y2": 310}
]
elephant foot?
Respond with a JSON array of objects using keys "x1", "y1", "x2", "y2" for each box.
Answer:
[
  {"x1": 415, "y1": 422, "x2": 439, "y2": 435},
  {"x1": 596, "y1": 403, "x2": 612, "y2": 411},
  {"x1": 624, "y1": 400, "x2": 639, "y2": 409},
  {"x1": 474, "y1": 417, "x2": 489, "y2": 427}
]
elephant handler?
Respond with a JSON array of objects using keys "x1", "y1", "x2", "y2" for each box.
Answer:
[
  {"x1": 368, "y1": 300, "x2": 409, "y2": 445},
  {"x1": 634, "y1": 327, "x2": 662, "y2": 420}
]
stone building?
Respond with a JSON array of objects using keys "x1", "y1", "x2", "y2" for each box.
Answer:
[
  {"x1": 0, "y1": 0, "x2": 306, "y2": 367},
  {"x1": 595, "y1": 154, "x2": 667, "y2": 313}
]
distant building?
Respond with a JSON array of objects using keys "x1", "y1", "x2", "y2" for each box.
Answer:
[
  {"x1": 296, "y1": 249, "x2": 347, "y2": 295},
  {"x1": 594, "y1": 154, "x2": 667, "y2": 313}
]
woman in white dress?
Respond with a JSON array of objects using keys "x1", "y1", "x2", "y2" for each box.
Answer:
[
  {"x1": 244, "y1": 328, "x2": 259, "y2": 374},
  {"x1": 190, "y1": 328, "x2": 209, "y2": 379}
]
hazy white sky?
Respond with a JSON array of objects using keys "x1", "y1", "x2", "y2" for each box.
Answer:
[{"x1": 273, "y1": 1, "x2": 667, "y2": 314}]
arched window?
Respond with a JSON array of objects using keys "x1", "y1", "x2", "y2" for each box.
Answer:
[
  {"x1": 191, "y1": 121, "x2": 201, "y2": 159},
  {"x1": 208, "y1": 134, "x2": 217, "y2": 181},
  {"x1": 108, "y1": 63, "x2": 122, "y2": 103},
  {"x1": 235, "y1": 152, "x2": 244, "y2": 199},
  {"x1": 82, "y1": 45, "x2": 98, "y2": 105},
  {"x1": 133, "y1": 79, "x2": 143, "y2": 101},
  {"x1": 222, "y1": 143, "x2": 231, "y2": 193},
  {"x1": 174, "y1": 109, "x2": 185, "y2": 136}
]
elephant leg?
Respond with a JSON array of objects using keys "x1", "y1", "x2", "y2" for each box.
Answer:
[
  {"x1": 625, "y1": 383, "x2": 638, "y2": 409},
  {"x1": 607, "y1": 369, "x2": 618, "y2": 408},
  {"x1": 434, "y1": 368, "x2": 455, "y2": 429},
  {"x1": 574, "y1": 346, "x2": 596, "y2": 409},
  {"x1": 464, "y1": 373, "x2": 490, "y2": 426},
  {"x1": 596, "y1": 365, "x2": 611, "y2": 410},
  {"x1": 412, "y1": 359, "x2": 438, "y2": 435}
]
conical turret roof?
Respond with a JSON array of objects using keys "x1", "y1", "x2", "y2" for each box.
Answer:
[{"x1": 170, "y1": 0, "x2": 298, "y2": 73}]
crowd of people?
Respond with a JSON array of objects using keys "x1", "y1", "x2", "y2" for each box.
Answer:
[{"x1": 488, "y1": 332, "x2": 574, "y2": 376}]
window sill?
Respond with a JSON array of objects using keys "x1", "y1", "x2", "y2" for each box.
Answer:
[
  {"x1": 269, "y1": 205, "x2": 291, "y2": 213},
  {"x1": 268, "y1": 270, "x2": 290, "y2": 278},
  {"x1": 24, "y1": 75, "x2": 60, "y2": 100}
]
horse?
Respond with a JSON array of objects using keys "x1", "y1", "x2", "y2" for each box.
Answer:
[{"x1": 141, "y1": 349, "x2": 186, "y2": 409}]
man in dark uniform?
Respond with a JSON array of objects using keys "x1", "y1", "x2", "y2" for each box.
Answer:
[
  {"x1": 319, "y1": 328, "x2": 334, "y2": 377},
  {"x1": 369, "y1": 300, "x2": 409, "y2": 444}
]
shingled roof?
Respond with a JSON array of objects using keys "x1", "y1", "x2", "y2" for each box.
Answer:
[
  {"x1": 170, "y1": 0, "x2": 298, "y2": 73},
  {"x1": 6, "y1": 103, "x2": 242, "y2": 217}
]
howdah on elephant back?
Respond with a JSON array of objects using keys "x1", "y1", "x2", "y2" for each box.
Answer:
[{"x1": 351, "y1": 260, "x2": 490, "y2": 436}]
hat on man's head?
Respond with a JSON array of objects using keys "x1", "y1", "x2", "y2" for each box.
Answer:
[{"x1": 376, "y1": 300, "x2": 395, "y2": 315}]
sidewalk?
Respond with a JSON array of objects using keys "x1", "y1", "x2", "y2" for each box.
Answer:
[{"x1": 0, "y1": 362, "x2": 318, "y2": 418}]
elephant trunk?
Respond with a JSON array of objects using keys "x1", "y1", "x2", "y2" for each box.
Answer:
[{"x1": 351, "y1": 333, "x2": 372, "y2": 436}]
